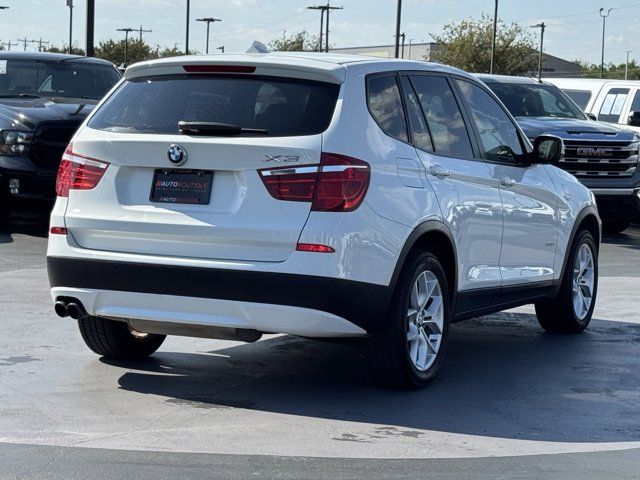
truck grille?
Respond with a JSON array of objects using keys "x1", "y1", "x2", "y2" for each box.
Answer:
[
  {"x1": 559, "y1": 140, "x2": 638, "y2": 178},
  {"x1": 29, "y1": 124, "x2": 80, "y2": 170}
]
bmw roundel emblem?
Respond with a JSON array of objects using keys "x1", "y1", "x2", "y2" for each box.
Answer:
[{"x1": 168, "y1": 144, "x2": 187, "y2": 165}]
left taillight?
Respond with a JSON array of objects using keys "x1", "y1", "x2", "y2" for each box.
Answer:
[
  {"x1": 56, "y1": 144, "x2": 109, "y2": 197},
  {"x1": 258, "y1": 153, "x2": 370, "y2": 212}
]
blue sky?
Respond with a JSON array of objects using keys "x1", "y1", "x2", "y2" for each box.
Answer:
[{"x1": 0, "y1": 0, "x2": 639, "y2": 64}]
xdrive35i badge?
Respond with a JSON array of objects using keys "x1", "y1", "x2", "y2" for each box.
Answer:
[{"x1": 168, "y1": 145, "x2": 188, "y2": 165}]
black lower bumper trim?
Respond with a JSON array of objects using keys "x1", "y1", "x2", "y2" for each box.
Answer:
[{"x1": 47, "y1": 257, "x2": 392, "y2": 333}]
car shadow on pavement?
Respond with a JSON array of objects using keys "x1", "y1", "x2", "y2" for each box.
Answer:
[
  {"x1": 106, "y1": 312, "x2": 640, "y2": 444},
  {"x1": 0, "y1": 200, "x2": 50, "y2": 244}
]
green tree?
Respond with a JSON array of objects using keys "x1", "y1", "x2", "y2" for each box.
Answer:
[
  {"x1": 43, "y1": 44, "x2": 86, "y2": 56},
  {"x1": 157, "y1": 45, "x2": 184, "y2": 58},
  {"x1": 94, "y1": 38, "x2": 158, "y2": 67},
  {"x1": 430, "y1": 15, "x2": 538, "y2": 75},
  {"x1": 269, "y1": 30, "x2": 319, "y2": 52},
  {"x1": 576, "y1": 59, "x2": 640, "y2": 80}
]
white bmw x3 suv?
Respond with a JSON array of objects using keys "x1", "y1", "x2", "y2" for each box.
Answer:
[{"x1": 47, "y1": 53, "x2": 600, "y2": 388}]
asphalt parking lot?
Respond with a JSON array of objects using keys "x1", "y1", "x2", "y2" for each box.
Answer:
[{"x1": 1, "y1": 204, "x2": 639, "y2": 479}]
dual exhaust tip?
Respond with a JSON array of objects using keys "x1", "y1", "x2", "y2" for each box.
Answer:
[{"x1": 54, "y1": 300, "x2": 86, "y2": 320}]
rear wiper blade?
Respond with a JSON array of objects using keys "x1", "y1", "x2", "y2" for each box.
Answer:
[{"x1": 178, "y1": 121, "x2": 268, "y2": 136}]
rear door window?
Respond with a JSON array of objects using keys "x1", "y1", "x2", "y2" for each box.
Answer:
[
  {"x1": 598, "y1": 88, "x2": 630, "y2": 123},
  {"x1": 367, "y1": 75, "x2": 409, "y2": 142},
  {"x1": 88, "y1": 75, "x2": 340, "y2": 137},
  {"x1": 409, "y1": 75, "x2": 474, "y2": 159},
  {"x1": 629, "y1": 89, "x2": 640, "y2": 113}
]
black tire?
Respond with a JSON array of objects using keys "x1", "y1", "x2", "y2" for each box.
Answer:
[
  {"x1": 602, "y1": 220, "x2": 631, "y2": 234},
  {"x1": 535, "y1": 230, "x2": 598, "y2": 334},
  {"x1": 78, "y1": 316, "x2": 166, "y2": 359},
  {"x1": 0, "y1": 181, "x2": 10, "y2": 228},
  {"x1": 367, "y1": 251, "x2": 451, "y2": 389}
]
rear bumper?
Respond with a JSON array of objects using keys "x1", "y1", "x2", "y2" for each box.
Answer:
[{"x1": 47, "y1": 257, "x2": 392, "y2": 336}]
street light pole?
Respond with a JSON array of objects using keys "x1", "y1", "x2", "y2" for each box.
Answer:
[
  {"x1": 531, "y1": 22, "x2": 546, "y2": 82},
  {"x1": 86, "y1": 0, "x2": 95, "y2": 57},
  {"x1": 600, "y1": 8, "x2": 612, "y2": 79},
  {"x1": 490, "y1": 0, "x2": 499, "y2": 73},
  {"x1": 185, "y1": 0, "x2": 190, "y2": 55},
  {"x1": 67, "y1": 0, "x2": 73, "y2": 54},
  {"x1": 197, "y1": 18, "x2": 222, "y2": 54},
  {"x1": 394, "y1": 0, "x2": 402, "y2": 58}
]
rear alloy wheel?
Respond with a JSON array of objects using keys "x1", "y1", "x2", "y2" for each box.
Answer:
[
  {"x1": 368, "y1": 251, "x2": 450, "y2": 389},
  {"x1": 535, "y1": 230, "x2": 598, "y2": 333},
  {"x1": 78, "y1": 316, "x2": 166, "y2": 359}
]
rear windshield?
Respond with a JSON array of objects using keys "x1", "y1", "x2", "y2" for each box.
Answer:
[
  {"x1": 0, "y1": 59, "x2": 120, "y2": 100},
  {"x1": 88, "y1": 75, "x2": 340, "y2": 137},
  {"x1": 562, "y1": 89, "x2": 592, "y2": 110}
]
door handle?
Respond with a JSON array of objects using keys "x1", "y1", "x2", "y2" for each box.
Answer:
[
  {"x1": 430, "y1": 165, "x2": 452, "y2": 178},
  {"x1": 500, "y1": 175, "x2": 517, "y2": 187}
]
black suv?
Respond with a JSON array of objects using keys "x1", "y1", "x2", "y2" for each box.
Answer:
[
  {"x1": 477, "y1": 74, "x2": 640, "y2": 233},
  {"x1": 0, "y1": 52, "x2": 121, "y2": 224}
]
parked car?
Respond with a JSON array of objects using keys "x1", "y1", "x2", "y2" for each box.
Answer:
[
  {"x1": 0, "y1": 51, "x2": 121, "y2": 225},
  {"x1": 47, "y1": 54, "x2": 600, "y2": 389},
  {"x1": 545, "y1": 77, "x2": 640, "y2": 133},
  {"x1": 477, "y1": 74, "x2": 640, "y2": 233}
]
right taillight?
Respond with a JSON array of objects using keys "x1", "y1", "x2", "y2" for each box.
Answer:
[
  {"x1": 258, "y1": 153, "x2": 370, "y2": 212},
  {"x1": 56, "y1": 144, "x2": 110, "y2": 197}
]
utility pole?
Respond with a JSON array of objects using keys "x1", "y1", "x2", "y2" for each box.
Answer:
[
  {"x1": 5, "y1": 40, "x2": 17, "y2": 51},
  {"x1": 394, "y1": 0, "x2": 402, "y2": 58},
  {"x1": 185, "y1": 0, "x2": 190, "y2": 55},
  {"x1": 17, "y1": 38, "x2": 37, "y2": 52},
  {"x1": 600, "y1": 7, "x2": 612, "y2": 79},
  {"x1": 324, "y1": 3, "x2": 342, "y2": 53},
  {"x1": 490, "y1": 0, "x2": 499, "y2": 73},
  {"x1": 531, "y1": 22, "x2": 546, "y2": 82},
  {"x1": 308, "y1": 3, "x2": 342, "y2": 53},
  {"x1": 307, "y1": 5, "x2": 325, "y2": 52},
  {"x1": 217, "y1": 46, "x2": 225, "y2": 54},
  {"x1": 138, "y1": 26, "x2": 152, "y2": 42},
  {"x1": 400, "y1": 33, "x2": 406, "y2": 59},
  {"x1": 408, "y1": 38, "x2": 414, "y2": 59},
  {"x1": 197, "y1": 17, "x2": 221, "y2": 54},
  {"x1": 37, "y1": 38, "x2": 50, "y2": 52},
  {"x1": 66, "y1": 0, "x2": 73, "y2": 54},
  {"x1": 86, "y1": 0, "x2": 95, "y2": 57},
  {"x1": 117, "y1": 28, "x2": 136, "y2": 66},
  {"x1": 625, "y1": 50, "x2": 633, "y2": 80}
]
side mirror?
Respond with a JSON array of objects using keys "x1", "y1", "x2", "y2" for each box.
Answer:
[
  {"x1": 531, "y1": 135, "x2": 564, "y2": 165},
  {"x1": 586, "y1": 112, "x2": 597, "y2": 121},
  {"x1": 628, "y1": 111, "x2": 640, "y2": 127}
]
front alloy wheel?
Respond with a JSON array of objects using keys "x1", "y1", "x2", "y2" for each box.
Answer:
[{"x1": 535, "y1": 230, "x2": 598, "y2": 333}]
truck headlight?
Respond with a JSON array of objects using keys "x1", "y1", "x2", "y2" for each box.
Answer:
[{"x1": 0, "y1": 130, "x2": 33, "y2": 155}]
